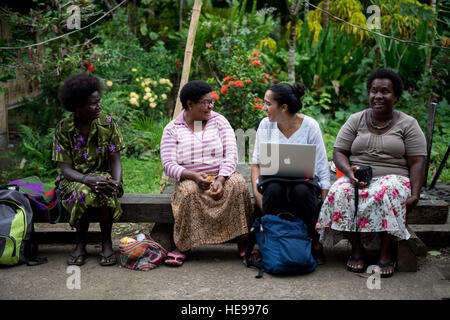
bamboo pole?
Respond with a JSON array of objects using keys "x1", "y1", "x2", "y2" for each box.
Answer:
[
  {"x1": 159, "y1": 0, "x2": 203, "y2": 194},
  {"x1": 172, "y1": 0, "x2": 203, "y2": 119}
]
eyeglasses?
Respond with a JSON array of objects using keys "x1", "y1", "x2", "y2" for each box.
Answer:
[{"x1": 200, "y1": 99, "x2": 215, "y2": 107}]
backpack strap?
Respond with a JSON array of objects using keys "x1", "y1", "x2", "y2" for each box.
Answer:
[{"x1": 245, "y1": 225, "x2": 264, "y2": 279}]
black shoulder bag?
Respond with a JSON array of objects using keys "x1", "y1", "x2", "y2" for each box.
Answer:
[{"x1": 353, "y1": 166, "x2": 372, "y2": 237}]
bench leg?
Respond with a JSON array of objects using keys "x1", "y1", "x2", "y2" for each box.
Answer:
[
  {"x1": 150, "y1": 223, "x2": 175, "y2": 252},
  {"x1": 397, "y1": 240, "x2": 418, "y2": 272}
]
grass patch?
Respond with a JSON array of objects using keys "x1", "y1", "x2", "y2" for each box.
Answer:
[{"x1": 122, "y1": 156, "x2": 163, "y2": 194}]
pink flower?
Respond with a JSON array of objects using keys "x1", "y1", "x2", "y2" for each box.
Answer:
[
  {"x1": 359, "y1": 191, "x2": 369, "y2": 199},
  {"x1": 332, "y1": 211, "x2": 342, "y2": 222},
  {"x1": 381, "y1": 219, "x2": 388, "y2": 230},
  {"x1": 358, "y1": 217, "x2": 369, "y2": 229},
  {"x1": 327, "y1": 193, "x2": 335, "y2": 204},
  {"x1": 380, "y1": 186, "x2": 388, "y2": 195},
  {"x1": 374, "y1": 191, "x2": 384, "y2": 203},
  {"x1": 392, "y1": 188, "x2": 399, "y2": 198},
  {"x1": 393, "y1": 208, "x2": 398, "y2": 216},
  {"x1": 403, "y1": 181, "x2": 411, "y2": 189},
  {"x1": 344, "y1": 188, "x2": 350, "y2": 195}
]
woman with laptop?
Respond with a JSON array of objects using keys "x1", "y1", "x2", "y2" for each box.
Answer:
[
  {"x1": 315, "y1": 68, "x2": 426, "y2": 278},
  {"x1": 251, "y1": 82, "x2": 331, "y2": 265}
]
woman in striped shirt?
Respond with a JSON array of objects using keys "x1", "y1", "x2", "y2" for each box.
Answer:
[{"x1": 160, "y1": 80, "x2": 253, "y2": 266}]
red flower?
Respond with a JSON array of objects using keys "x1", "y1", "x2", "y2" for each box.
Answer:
[
  {"x1": 252, "y1": 51, "x2": 259, "y2": 57},
  {"x1": 245, "y1": 79, "x2": 251, "y2": 84},
  {"x1": 212, "y1": 91, "x2": 219, "y2": 100},
  {"x1": 234, "y1": 80, "x2": 244, "y2": 87},
  {"x1": 221, "y1": 85, "x2": 229, "y2": 95},
  {"x1": 263, "y1": 73, "x2": 270, "y2": 79},
  {"x1": 222, "y1": 76, "x2": 232, "y2": 82},
  {"x1": 252, "y1": 104, "x2": 263, "y2": 110},
  {"x1": 175, "y1": 61, "x2": 180, "y2": 66},
  {"x1": 251, "y1": 59, "x2": 262, "y2": 66},
  {"x1": 88, "y1": 65, "x2": 94, "y2": 72},
  {"x1": 381, "y1": 219, "x2": 388, "y2": 230}
]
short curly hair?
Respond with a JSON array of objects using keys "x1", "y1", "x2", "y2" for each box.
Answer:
[
  {"x1": 58, "y1": 73, "x2": 102, "y2": 112},
  {"x1": 366, "y1": 68, "x2": 403, "y2": 98},
  {"x1": 179, "y1": 80, "x2": 212, "y2": 109}
]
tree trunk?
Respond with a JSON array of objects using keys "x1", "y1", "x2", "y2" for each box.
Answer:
[
  {"x1": 287, "y1": 0, "x2": 302, "y2": 84},
  {"x1": 322, "y1": 0, "x2": 329, "y2": 29},
  {"x1": 424, "y1": 0, "x2": 437, "y2": 73}
]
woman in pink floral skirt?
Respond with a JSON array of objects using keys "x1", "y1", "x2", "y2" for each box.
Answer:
[{"x1": 316, "y1": 68, "x2": 426, "y2": 278}]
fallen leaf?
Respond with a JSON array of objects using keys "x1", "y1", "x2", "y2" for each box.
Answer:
[{"x1": 428, "y1": 251, "x2": 441, "y2": 256}]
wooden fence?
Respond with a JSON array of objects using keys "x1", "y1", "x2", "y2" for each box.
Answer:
[{"x1": 0, "y1": 17, "x2": 42, "y2": 149}]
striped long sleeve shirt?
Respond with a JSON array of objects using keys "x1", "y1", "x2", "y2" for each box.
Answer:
[{"x1": 160, "y1": 110, "x2": 238, "y2": 181}]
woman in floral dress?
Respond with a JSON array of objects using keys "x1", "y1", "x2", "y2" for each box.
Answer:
[
  {"x1": 316, "y1": 68, "x2": 426, "y2": 277},
  {"x1": 52, "y1": 73, "x2": 125, "y2": 266}
]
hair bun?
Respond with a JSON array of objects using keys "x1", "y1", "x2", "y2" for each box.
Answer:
[{"x1": 293, "y1": 83, "x2": 306, "y2": 99}]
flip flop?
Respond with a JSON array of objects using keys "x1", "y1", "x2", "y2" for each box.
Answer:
[
  {"x1": 377, "y1": 260, "x2": 396, "y2": 278},
  {"x1": 164, "y1": 252, "x2": 186, "y2": 267},
  {"x1": 67, "y1": 253, "x2": 87, "y2": 266},
  {"x1": 241, "y1": 249, "x2": 261, "y2": 264},
  {"x1": 346, "y1": 255, "x2": 367, "y2": 273},
  {"x1": 99, "y1": 252, "x2": 117, "y2": 266}
]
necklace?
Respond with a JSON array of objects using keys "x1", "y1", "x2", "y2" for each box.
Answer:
[{"x1": 370, "y1": 112, "x2": 393, "y2": 130}]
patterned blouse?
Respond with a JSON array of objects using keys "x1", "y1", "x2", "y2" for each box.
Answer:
[{"x1": 52, "y1": 113, "x2": 125, "y2": 184}]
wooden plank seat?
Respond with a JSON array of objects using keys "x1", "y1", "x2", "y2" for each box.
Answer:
[{"x1": 34, "y1": 194, "x2": 448, "y2": 272}]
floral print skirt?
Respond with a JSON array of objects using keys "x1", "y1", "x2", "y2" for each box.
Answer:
[
  {"x1": 57, "y1": 172, "x2": 123, "y2": 228},
  {"x1": 316, "y1": 174, "x2": 411, "y2": 249},
  {"x1": 171, "y1": 172, "x2": 253, "y2": 252}
]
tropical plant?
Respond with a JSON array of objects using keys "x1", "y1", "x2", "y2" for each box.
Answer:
[
  {"x1": 207, "y1": 50, "x2": 273, "y2": 131},
  {"x1": 14, "y1": 125, "x2": 57, "y2": 179}
]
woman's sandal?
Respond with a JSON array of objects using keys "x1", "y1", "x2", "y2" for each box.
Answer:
[
  {"x1": 165, "y1": 252, "x2": 187, "y2": 267},
  {"x1": 99, "y1": 252, "x2": 117, "y2": 266},
  {"x1": 67, "y1": 253, "x2": 87, "y2": 266},
  {"x1": 377, "y1": 260, "x2": 396, "y2": 278},
  {"x1": 346, "y1": 255, "x2": 367, "y2": 273}
]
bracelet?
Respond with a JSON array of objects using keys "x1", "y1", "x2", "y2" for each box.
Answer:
[{"x1": 410, "y1": 195, "x2": 419, "y2": 201}]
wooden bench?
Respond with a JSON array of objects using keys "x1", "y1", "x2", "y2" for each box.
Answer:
[{"x1": 35, "y1": 194, "x2": 448, "y2": 272}]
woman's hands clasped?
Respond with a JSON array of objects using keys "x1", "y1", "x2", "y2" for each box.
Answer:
[
  {"x1": 193, "y1": 172, "x2": 225, "y2": 201},
  {"x1": 84, "y1": 175, "x2": 119, "y2": 198}
]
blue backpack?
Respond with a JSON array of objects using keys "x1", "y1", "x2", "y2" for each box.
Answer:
[{"x1": 246, "y1": 212, "x2": 317, "y2": 278}]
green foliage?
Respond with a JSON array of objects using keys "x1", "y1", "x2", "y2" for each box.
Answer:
[
  {"x1": 128, "y1": 117, "x2": 171, "y2": 158},
  {"x1": 14, "y1": 125, "x2": 57, "y2": 179}
]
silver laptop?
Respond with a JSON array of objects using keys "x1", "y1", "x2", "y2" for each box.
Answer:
[{"x1": 259, "y1": 143, "x2": 316, "y2": 178}]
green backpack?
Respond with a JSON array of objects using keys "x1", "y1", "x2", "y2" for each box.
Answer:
[{"x1": 0, "y1": 188, "x2": 46, "y2": 266}]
